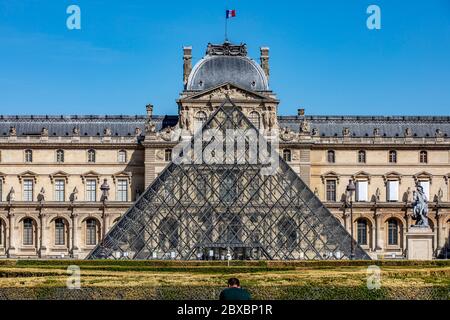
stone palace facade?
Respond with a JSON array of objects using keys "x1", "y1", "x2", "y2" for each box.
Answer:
[{"x1": 0, "y1": 41, "x2": 449, "y2": 259}]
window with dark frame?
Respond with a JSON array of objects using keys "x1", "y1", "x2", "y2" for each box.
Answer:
[
  {"x1": 165, "y1": 149, "x2": 172, "y2": 162},
  {"x1": 358, "y1": 150, "x2": 366, "y2": 163},
  {"x1": 23, "y1": 179, "x2": 34, "y2": 202},
  {"x1": 87, "y1": 149, "x2": 96, "y2": 163},
  {"x1": 357, "y1": 219, "x2": 368, "y2": 245},
  {"x1": 86, "y1": 219, "x2": 97, "y2": 245},
  {"x1": 388, "y1": 219, "x2": 399, "y2": 245},
  {"x1": 389, "y1": 150, "x2": 397, "y2": 163},
  {"x1": 55, "y1": 179, "x2": 65, "y2": 202},
  {"x1": 326, "y1": 180, "x2": 337, "y2": 202},
  {"x1": 283, "y1": 149, "x2": 292, "y2": 162},
  {"x1": 25, "y1": 149, "x2": 33, "y2": 163},
  {"x1": 56, "y1": 149, "x2": 64, "y2": 163},
  {"x1": 419, "y1": 150, "x2": 428, "y2": 164},
  {"x1": 55, "y1": 218, "x2": 65, "y2": 245},
  {"x1": 23, "y1": 218, "x2": 34, "y2": 246}
]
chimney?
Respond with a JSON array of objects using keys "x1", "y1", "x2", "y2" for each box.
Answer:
[
  {"x1": 146, "y1": 104, "x2": 153, "y2": 118},
  {"x1": 298, "y1": 108, "x2": 305, "y2": 116},
  {"x1": 260, "y1": 47, "x2": 270, "y2": 81},
  {"x1": 183, "y1": 46, "x2": 192, "y2": 89}
]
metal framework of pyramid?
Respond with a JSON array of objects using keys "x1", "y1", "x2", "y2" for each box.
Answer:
[{"x1": 88, "y1": 100, "x2": 370, "y2": 260}]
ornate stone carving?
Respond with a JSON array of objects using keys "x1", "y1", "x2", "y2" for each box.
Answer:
[
  {"x1": 179, "y1": 107, "x2": 191, "y2": 132},
  {"x1": 435, "y1": 128, "x2": 444, "y2": 138},
  {"x1": 262, "y1": 107, "x2": 276, "y2": 131},
  {"x1": 9, "y1": 126, "x2": 16, "y2": 136},
  {"x1": 280, "y1": 127, "x2": 295, "y2": 141},
  {"x1": 145, "y1": 119, "x2": 156, "y2": 134},
  {"x1": 104, "y1": 128, "x2": 112, "y2": 137},
  {"x1": 404, "y1": 127, "x2": 413, "y2": 137},
  {"x1": 373, "y1": 128, "x2": 380, "y2": 137},
  {"x1": 206, "y1": 42, "x2": 247, "y2": 56},
  {"x1": 156, "y1": 150, "x2": 165, "y2": 160},
  {"x1": 311, "y1": 128, "x2": 319, "y2": 136},
  {"x1": 41, "y1": 127, "x2": 49, "y2": 137},
  {"x1": 73, "y1": 127, "x2": 80, "y2": 135},
  {"x1": 342, "y1": 127, "x2": 351, "y2": 137},
  {"x1": 160, "y1": 127, "x2": 174, "y2": 142},
  {"x1": 300, "y1": 120, "x2": 310, "y2": 134},
  {"x1": 412, "y1": 185, "x2": 429, "y2": 227},
  {"x1": 135, "y1": 127, "x2": 142, "y2": 136}
]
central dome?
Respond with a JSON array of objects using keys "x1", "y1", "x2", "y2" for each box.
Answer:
[{"x1": 186, "y1": 42, "x2": 269, "y2": 92}]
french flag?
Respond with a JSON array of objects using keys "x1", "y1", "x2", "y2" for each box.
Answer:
[{"x1": 226, "y1": 10, "x2": 236, "y2": 19}]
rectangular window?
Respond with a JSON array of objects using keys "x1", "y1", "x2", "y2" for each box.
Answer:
[
  {"x1": 356, "y1": 181, "x2": 368, "y2": 202},
  {"x1": 23, "y1": 179, "x2": 34, "y2": 202},
  {"x1": 387, "y1": 180, "x2": 399, "y2": 202},
  {"x1": 419, "y1": 181, "x2": 430, "y2": 200},
  {"x1": 116, "y1": 179, "x2": 128, "y2": 202},
  {"x1": 55, "y1": 221, "x2": 65, "y2": 246},
  {"x1": 55, "y1": 179, "x2": 65, "y2": 202},
  {"x1": 86, "y1": 179, "x2": 97, "y2": 202},
  {"x1": 326, "y1": 180, "x2": 337, "y2": 202}
]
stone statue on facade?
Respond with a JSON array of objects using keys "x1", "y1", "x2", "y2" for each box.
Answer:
[
  {"x1": 100, "y1": 179, "x2": 110, "y2": 202},
  {"x1": 300, "y1": 120, "x2": 310, "y2": 134},
  {"x1": 180, "y1": 107, "x2": 191, "y2": 133},
  {"x1": 7, "y1": 187, "x2": 15, "y2": 203},
  {"x1": 145, "y1": 119, "x2": 156, "y2": 134},
  {"x1": 342, "y1": 127, "x2": 351, "y2": 137},
  {"x1": 9, "y1": 126, "x2": 16, "y2": 137},
  {"x1": 404, "y1": 127, "x2": 413, "y2": 137},
  {"x1": 104, "y1": 128, "x2": 112, "y2": 137},
  {"x1": 311, "y1": 128, "x2": 319, "y2": 137},
  {"x1": 412, "y1": 185, "x2": 429, "y2": 227},
  {"x1": 280, "y1": 127, "x2": 295, "y2": 141},
  {"x1": 373, "y1": 128, "x2": 380, "y2": 137},
  {"x1": 37, "y1": 187, "x2": 46, "y2": 203},
  {"x1": 41, "y1": 127, "x2": 49, "y2": 137},
  {"x1": 70, "y1": 187, "x2": 79, "y2": 203},
  {"x1": 73, "y1": 127, "x2": 80, "y2": 135}
]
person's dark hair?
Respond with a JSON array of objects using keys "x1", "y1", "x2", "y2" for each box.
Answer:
[{"x1": 228, "y1": 278, "x2": 240, "y2": 287}]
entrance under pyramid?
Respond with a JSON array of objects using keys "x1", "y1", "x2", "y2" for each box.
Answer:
[{"x1": 88, "y1": 100, "x2": 370, "y2": 260}]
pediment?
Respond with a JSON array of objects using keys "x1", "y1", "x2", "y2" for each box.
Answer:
[{"x1": 182, "y1": 83, "x2": 276, "y2": 102}]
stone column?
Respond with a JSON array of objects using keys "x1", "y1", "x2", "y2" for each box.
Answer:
[
  {"x1": 39, "y1": 211, "x2": 48, "y2": 258},
  {"x1": 102, "y1": 211, "x2": 110, "y2": 239},
  {"x1": 374, "y1": 210, "x2": 383, "y2": 251},
  {"x1": 71, "y1": 212, "x2": 79, "y2": 258},
  {"x1": 7, "y1": 210, "x2": 15, "y2": 257},
  {"x1": 436, "y1": 212, "x2": 445, "y2": 256}
]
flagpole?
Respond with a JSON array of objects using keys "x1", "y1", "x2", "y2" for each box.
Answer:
[{"x1": 225, "y1": 13, "x2": 228, "y2": 41}]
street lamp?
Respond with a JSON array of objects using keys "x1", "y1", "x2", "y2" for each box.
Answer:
[{"x1": 346, "y1": 179, "x2": 356, "y2": 260}]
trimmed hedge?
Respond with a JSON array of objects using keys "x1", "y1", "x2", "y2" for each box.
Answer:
[
  {"x1": 0, "y1": 285, "x2": 447, "y2": 300},
  {"x1": 5, "y1": 259, "x2": 450, "y2": 268}
]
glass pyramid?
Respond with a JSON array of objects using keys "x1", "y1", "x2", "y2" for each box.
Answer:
[{"x1": 88, "y1": 99, "x2": 370, "y2": 260}]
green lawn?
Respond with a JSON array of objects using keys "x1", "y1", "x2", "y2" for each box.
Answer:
[{"x1": 0, "y1": 260, "x2": 449, "y2": 300}]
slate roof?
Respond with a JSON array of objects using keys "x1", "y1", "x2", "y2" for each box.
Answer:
[
  {"x1": 0, "y1": 114, "x2": 448, "y2": 138},
  {"x1": 279, "y1": 115, "x2": 450, "y2": 138},
  {"x1": 0, "y1": 115, "x2": 178, "y2": 137}
]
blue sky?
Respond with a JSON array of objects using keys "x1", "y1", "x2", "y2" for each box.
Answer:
[{"x1": 0, "y1": 0, "x2": 449, "y2": 116}]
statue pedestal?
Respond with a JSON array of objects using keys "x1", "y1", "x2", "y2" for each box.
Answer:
[{"x1": 406, "y1": 227, "x2": 434, "y2": 260}]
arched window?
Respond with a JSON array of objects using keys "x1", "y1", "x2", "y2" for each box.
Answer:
[
  {"x1": 86, "y1": 219, "x2": 98, "y2": 245},
  {"x1": 159, "y1": 218, "x2": 179, "y2": 251},
  {"x1": 327, "y1": 150, "x2": 335, "y2": 163},
  {"x1": 358, "y1": 150, "x2": 366, "y2": 163},
  {"x1": 277, "y1": 217, "x2": 297, "y2": 249},
  {"x1": 357, "y1": 219, "x2": 368, "y2": 245},
  {"x1": 194, "y1": 111, "x2": 208, "y2": 130},
  {"x1": 87, "y1": 149, "x2": 96, "y2": 163},
  {"x1": 56, "y1": 149, "x2": 64, "y2": 163},
  {"x1": 388, "y1": 219, "x2": 399, "y2": 245},
  {"x1": 118, "y1": 150, "x2": 127, "y2": 163},
  {"x1": 283, "y1": 149, "x2": 292, "y2": 162},
  {"x1": 419, "y1": 151, "x2": 428, "y2": 164},
  {"x1": 248, "y1": 111, "x2": 260, "y2": 129},
  {"x1": 23, "y1": 218, "x2": 34, "y2": 246},
  {"x1": 55, "y1": 218, "x2": 66, "y2": 245},
  {"x1": 389, "y1": 150, "x2": 397, "y2": 164},
  {"x1": 25, "y1": 149, "x2": 33, "y2": 163}
]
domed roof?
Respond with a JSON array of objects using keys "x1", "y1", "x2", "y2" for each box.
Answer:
[{"x1": 187, "y1": 42, "x2": 269, "y2": 92}]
